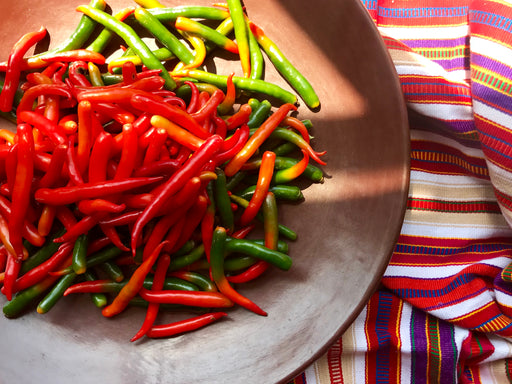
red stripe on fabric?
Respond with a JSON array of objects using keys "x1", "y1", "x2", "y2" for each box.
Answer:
[
  {"x1": 407, "y1": 197, "x2": 501, "y2": 213},
  {"x1": 327, "y1": 339, "x2": 344, "y2": 384},
  {"x1": 364, "y1": 294, "x2": 379, "y2": 383}
]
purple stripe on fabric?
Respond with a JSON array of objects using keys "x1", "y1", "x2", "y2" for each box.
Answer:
[
  {"x1": 472, "y1": 53, "x2": 512, "y2": 80},
  {"x1": 411, "y1": 308, "x2": 428, "y2": 384},
  {"x1": 405, "y1": 36, "x2": 468, "y2": 50},
  {"x1": 439, "y1": 318, "x2": 458, "y2": 384},
  {"x1": 472, "y1": 82, "x2": 512, "y2": 117}
]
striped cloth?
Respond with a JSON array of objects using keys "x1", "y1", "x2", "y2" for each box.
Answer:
[{"x1": 289, "y1": 1, "x2": 512, "y2": 383}]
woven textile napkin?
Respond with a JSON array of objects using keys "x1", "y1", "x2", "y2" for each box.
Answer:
[{"x1": 289, "y1": 1, "x2": 512, "y2": 383}]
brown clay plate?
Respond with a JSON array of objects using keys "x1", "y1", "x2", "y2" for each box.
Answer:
[{"x1": 0, "y1": 0, "x2": 409, "y2": 383}]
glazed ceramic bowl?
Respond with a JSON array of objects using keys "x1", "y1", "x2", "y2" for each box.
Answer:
[{"x1": 0, "y1": 0, "x2": 409, "y2": 383}]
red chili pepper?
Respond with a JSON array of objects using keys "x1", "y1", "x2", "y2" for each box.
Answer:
[
  {"x1": 225, "y1": 103, "x2": 252, "y2": 131},
  {"x1": 0, "y1": 195, "x2": 45, "y2": 247},
  {"x1": 138, "y1": 288, "x2": 233, "y2": 308},
  {"x1": 132, "y1": 112, "x2": 152, "y2": 135},
  {"x1": 142, "y1": 128, "x2": 167, "y2": 166},
  {"x1": 88, "y1": 131, "x2": 113, "y2": 183},
  {"x1": 143, "y1": 176, "x2": 202, "y2": 259},
  {"x1": 185, "y1": 81, "x2": 200, "y2": 113},
  {"x1": 114, "y1": 123, "x2": 138, "y2": 180},
  {"x1": 99, "y1": 223, "x2": 130, "y2": 252},
  {"x1": 130, "y1": 135, "x2": 223, "y2": 254},
  {"x1": 54, "y1": 213, "x2": 106, "y2": 243},
  {"x1": 91, "y1": 102, "x2": 135, "y2": 125},
  {"x1": 213, "y1": 124, "x2": 250, "y2": 165},
  {"x1": 239, "y1": 150, "x2": 275, "y2": 226},
  {"x1": 170, "y1": 194, "x2": 207, "y2": 253},
  {"x1": 282, "y1": 116, "x2": 310, "y2": 143},
  {"x1": 12, "y1": 242, "x2": 74, "y2": 293},
  {"x1": 68, "y1": 61, "x2": 91, "y2": 87},
  {"x1": 37, "y1": 144, "x2": 67, "y2": 189},
  {"x1": 131, "y1": 253, "x2": 171, "y2": 342},
  {"x1": 78, "y1": 199, "x2": 126, "y2": 215},
  {"x1": 99, "y1": 210, "x2": 141, "y2": 227},
  {"x1": 224, "y1": 103, "x2": 296, "y2": 176},
  {"x1": 132, "y1": 159, "x2": 180, "y2": 178},
  {"x1": 66, "y1": 135, "x2": 85, "y2": 185},
  {"x1": 35, "y1": 176, "x2": 162, "y2": 205},
  {"x1": 122, "y1": 61, "x2": 138, "y2": 84},
  {"x1": 217, "y1": 73, "x2": 236, "y2": 115},
  {"x1": 3, "y1": 255, "x2": 22, "y2": 301},
  {"x1": 146, "y1": 312, "x2": 228, "y2": 339},
  {"x1": 274, "y1": 149, "x2": 310, "y2": 183},
  {"x1": 0, "y1": 26, "x2": 47, "y2": 112},
  {"x1": 37, "y1": 204, "x2": 56, "y2": 238},
  {"x1": 16, "y1": 84, "x2": 74, "y2": 117},
  {"x1": 55, "y1": 205, "x2": 78, "y2": 230},
  {"x1": 191, "y1": 89, "x2": 225, "y2": 124},
  {"x1": 102, "y1": 241, "x2": 167, "y2": 318},
  {"x1": 9, "y1": 123, "x2": 35, "y2": 260},
  {"x1": 76, "y1": 100, "x2": 93, "y2": 175},
  {"x1": 130, "y1": 94, "x2": 211, "y2": 139}
]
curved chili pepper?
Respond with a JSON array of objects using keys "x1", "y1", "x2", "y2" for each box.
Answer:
[
  {"x1": 225, "y1": 103, "x2": 252, "y2": 130},
  {"x1": 87, "y1": 6, "x2": 136, "y2": 53},
  {"x1": 142, "y1": 128, "x2": 167, "y2": 166},
  {"x1": 249, "y1": 22, "x2": 320, "y2": 109},
  {"x1": 132, "y1": 158, "x2": 180, "y2": 178},
  {"x1": 210, "y1": 226, "x2": 266, "y2": 315},
  {"x1": 77, "y1": 5, "x2": 176, "y2": 90},
  {"x1": 170, "y1": 194, "x2": 208, "y2": 253},
  {"x1": 55, "y1": 206, "x2": 78, "y2": 231},
  {"x1": 131, "y1": 253, "x2": 170, "y2": 342},
  {"x1": 130, "y1": 93, "x2": 210, "y2": 139},
  {"x1": 247, "y1": 20, "x2": 264, "y2": 80},
  {"x1": 214, "y1": 167, "x2": 234, "y2": 233},
  {"x1": 99, "y1": 223, "x2": 130, "y2": 252},
  {"x1": 170, "y1": 270, "x2": 217, "y2": 292},
  {"x1": 178, "y1": 31, "x2": 206, "y2": 70},
  {"x1": 185, "y1": 81, "x2": 200, "y2": 113},
  {"x1": 99, "y1": 260, "x2": 124, "y2": 282},
  {"x1": 269, "y1": 127, "x2": 326, "y2": 165},
  {"x1": 37, "y1": 271, "x2": 77, "y2": 314},
  {"x1": 134, "y1": 7, "x2": 195, "y2": 66},
  {"x1": 84, "y1": 270, "x2": 108, "y2": 308},
  {"x1": 171, "y1": 69, "x2": 297, "y2": 105},
  {"x1": 16, "y1": 84, "x2": 74, "y2": 117},
  {"x1": 130, "y1": 134, "x2": 223, "y2": 254},
  {"x1": 176, "y1": 17, "x2": 238, "y2": 55},
  {"x1": 21, "y1": 50, "x2": 107, "y2": 71},
  {"x1": 217, "y1": 73, "x2": 236, "y2": 116},
  {"x1": 191, "y1": 89, "x2": 225, "y2": 124},
  {"x1": 101, "y1": 241, "x2": 167, "y2": 318},
  {"x1": 212, "y1": 125, "x2": 248, "y2": 165},
  {"x1": 138, "y1": 287, "x2": 233, "y2": 308},
  {"x1": 54, "y1": 213, "x2": 106, "y2": 244},
  {"x1": 224, "y1": 103, "x2": 296, "y2": 176},
  {"x1": 282, "y1": 116, "x2": 311, "y2": 143},
  {"x1": 0, "y1": 26, "x2": 47, "y2": 112},
  {"x1": 92, "y1": 102, "x2": 135, "y2": 125},
  {"x1": 146, "y1": 312, "x2": 228, "y2": 339},
  {"x1": 226, "y1": 0, "x2": 250, "y2": 77},
  {"x1": 273, "y1": 149, "x2": 310, "y2": 184},
  {"x1": 35, "y1": 176, "x2": 162, "y2": 205},
  {"x1": 239, "y1": 150, "x2": 275, "y2": 226},
  {"x1": 9, "y1": 123, "x2": 35, "y2": 261}
]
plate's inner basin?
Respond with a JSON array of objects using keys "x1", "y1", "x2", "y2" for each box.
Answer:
[{"x1": 0, "y1": 0, "x2": 409, "y2": 383}]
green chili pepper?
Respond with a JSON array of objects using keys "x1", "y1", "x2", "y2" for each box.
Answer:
[
  {"x1": 226, "y1": 0, "x2": 250, "y2": 77},
  {"x1": 172, "y1": 239, "x2": 195, "y2": 257},
  {"x1": 225, "y1": 170, "x2": 247, "y2": 191},
  {"x1": 224, "y1": 255, "x2": 257, "y2": 272},
  {"x1": 72, "y1": 234, "x2": 88, "y2": 275},
  {"x1": 250, "y1": 22, "x2": 320, "y2": 109},
  {"x1": 175, "y1": 17, "x2": 238, "y2": 54},
  {"x1": 247, "y1": 99, "x2": 272, "y2": 128},
  {"x1": 214, "y1": 168, "x2": 235, "y2": 233},
  {"x1": 171, "y1": 271, "x2": 217, "y2": 292},
  {"x1": 173, "y1": 69, "x2": 297, "y2": 105},
  {"x1": 247, "y1": 19, "x2": 264, "y2": 80},
  {"x1": 168, "y1": 244, "x2": 205, "y2": 271},
  {"x1": 147, "y1": 6, "x2": 230, "y2": 22},
  {"x1": 36, "y1": 272, "x2": 77, "y2": 314},
  {"x1": 239, "y1": 184, "x2": 304, "y2": 201},
  {"x1": 225, "y1": 237, "x2": 289, "y2": 254},
  {"x1": 99, "y1": 260, "x2": 124, "y2": 282},
  {"x1": 58, "y1": 245, "x2": 122, "y2": 275},
  {"x1": 3, "y1": 275, "x2": 59, "y2": 318},
  {"x1": 77, "y1": 5, "x2": 176, "y2": 90},
  {"x1": 224, "y1": 238, "x2": 292, "y2": 270},
  {"x1": 86, "y1": 6, "x2": 135, "y2": 53},
  {"x1": 134, "y1": 7, "x2": 195, "y2": 66}
]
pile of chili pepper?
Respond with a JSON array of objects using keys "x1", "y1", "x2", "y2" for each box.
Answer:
[{"x1": 0, "y1": 0, "x2": 326, "y2": 341}]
